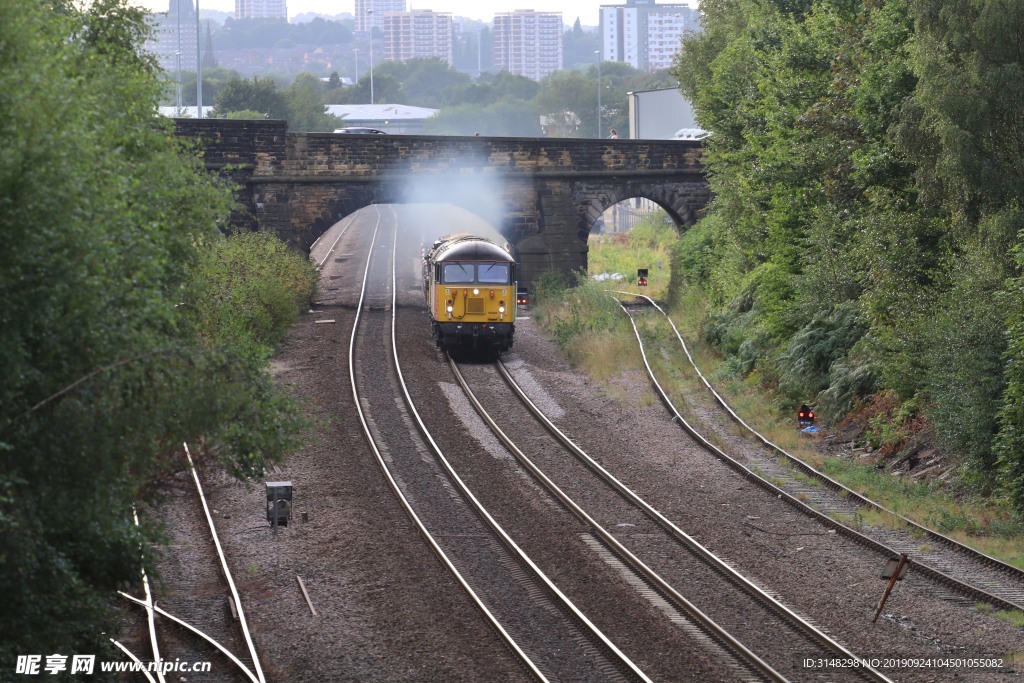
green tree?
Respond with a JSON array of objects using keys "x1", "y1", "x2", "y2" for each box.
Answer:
[
  {"x1": 424, "y1": 97, "x2": 541, "y2": 136},
  {"x1": 370, "y1": 58, "x2": 472, "y2": 108},
  {"x1": 536, "y1": 70, "x2": 593, "y2": 136},
  {"x1": 671, "y1": 0, "x2": 1024, "y2": 514},
  {"x1": 562, "y1": 19, "x2": 600, "y2": 71},
  {"x1": 167, "y1": 66, "x2": 243, "y2": 107},
  {"x1": 211, "y1": 16, "x2": 353, "y2": 50},
  {"x1": 285, "y1": 72, "x2": 342, "y2": 131},
  {"x1": 212, "y1": 75, "x2": 289, "y2": 118},
  {"x1": 0, "y1": 0, "x2": 307, "y2": 661},
  {"x1": 903, "y1": 0, "x2": 1024, "y2": 504}
]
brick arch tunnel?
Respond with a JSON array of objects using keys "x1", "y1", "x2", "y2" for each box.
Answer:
[{"x1": 173, "y1": 119, "x2": 711, "y2": 289}]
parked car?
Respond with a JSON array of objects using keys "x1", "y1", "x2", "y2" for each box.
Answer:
[
  {"x1": 334, "y1": 127, "x2": 387, "y2": 134},
  {"x1": 671, "y1": 128, "x2": 710, "y2": 141}
]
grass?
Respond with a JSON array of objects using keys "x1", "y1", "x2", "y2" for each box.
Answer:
[
  {"x1": 663, "y1": 282, "x2": 1024, "y2": 570},
  {"x1": 975, "y1": 602, "x2": 1024, "y2": 629},
  {"x1": 588, "y1": 216, "x2": 676, "y2": 299},
  {"x1": 534, "y1": 224, "x2": 1024, "y2": 571}
]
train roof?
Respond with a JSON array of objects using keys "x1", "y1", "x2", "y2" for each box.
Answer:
[{"x1": 433, "y1": 237, "x2": 514, "y2": 263}]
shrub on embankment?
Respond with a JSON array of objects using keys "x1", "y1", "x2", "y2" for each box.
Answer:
[
  {"x1": 669, "y1": 0, "x2": 1024, "y2": 516},
  {"x1": 0, "y1": 0, "x2": 315, "y2": 665},
  {"x1": 184, "y1": 230, "x2": 319, "y2": 356}
]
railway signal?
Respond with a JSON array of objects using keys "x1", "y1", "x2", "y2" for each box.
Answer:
[
  {"x1": 798, "y1": 404, "x2": 815, "y2": 429},
  {"x1": 266, "y1": 481, "x2": 293, "y2": 534},
  {"x1": 637, "y1": 268, "x2": 648, "y2": 286}
]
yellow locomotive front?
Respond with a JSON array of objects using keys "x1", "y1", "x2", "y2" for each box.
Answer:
[{"x1": 425, "y1": 236, "x2": 516, "y2": 354}]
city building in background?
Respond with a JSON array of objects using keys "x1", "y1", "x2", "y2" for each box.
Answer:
[
  {"x1": 355, "y1": 0, "x2": 406, "y2": 33},
  {"x1": 599, "y1": 0, "x2": 699, "y2": 71},
  {"x1": 235, "y1": 0, "x2": 287, "y2": 19},
  {"x1": 492, "y1": 10, "x2": 562, "y2": 81},
  {"x1": 383, "y1": 10, "x2": 454, "y2": 65},
  {"x1": 145, "y1": 0, "x2": 198, "y2": 74}
]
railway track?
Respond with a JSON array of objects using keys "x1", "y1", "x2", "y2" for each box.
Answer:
[
  {"x1": 612, "y1": 292, "x2": 1024, "y2": 615},
  {"x1": 119, "y1": 445, "x2": 264, "y2": 682},
  {"x1": 347, "y1": 207, "x2": 652, "y2": 682},
  {"x1": 448, "y1": 357, "x2": 890, "y2": 682}
]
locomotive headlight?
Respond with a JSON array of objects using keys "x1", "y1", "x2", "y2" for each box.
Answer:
[
  {"x1": 473, "y1": 288, "x2": 479, "y2": 295},
  {"x1": 499, "y1": 305, "x2": 506, "y2": 314},
  {"x1": 447, "y1": 305, "x2": 453, "y2": 313}
]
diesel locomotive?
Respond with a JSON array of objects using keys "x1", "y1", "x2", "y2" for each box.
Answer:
[{"x1": 423, "y1": 234, "x2": 516, "y2": 354}]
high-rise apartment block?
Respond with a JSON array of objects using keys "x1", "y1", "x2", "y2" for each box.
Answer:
[
  {"x1": 145, "y1": 0, "x2": 199, "y2": 76},
  {"x1": 235, "y1": 0, "x2": 287, "y2": 20},
  {"x1": 383, "y1": 10, "x2": 454, "y2": 65},
  {"x1": 355, "y1": 0, "x2": 406, "y2": 33},
  {"x1": 600, "y1": 0, "x2": 699, "y2": 71},
  {"x1": 493, "y1": 10, "x2": 562, "y2": 81}
]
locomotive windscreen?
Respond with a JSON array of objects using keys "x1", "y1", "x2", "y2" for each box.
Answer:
[
  {"x1": 442, "y1": 263, "x2": 474, "y2": 283},
  {"x1": 478, "y1": 263, "x2": 510, "y2": 284}
]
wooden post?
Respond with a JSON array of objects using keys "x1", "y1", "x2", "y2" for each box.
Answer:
[
  {"x1": 873, "y1": 553, "x2": 909, "y2": 623},
  {"x1": 296, "y1": 575, "x2": 317, "y2": 616}
]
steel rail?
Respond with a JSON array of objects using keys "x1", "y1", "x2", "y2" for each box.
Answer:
[
  {"x1": 311, "y1": 211, "x2": 359, "y2": 270},
  {"x1": 183, "y1": 443, "x2": 266, "y2": 683},
  {"x1": 615, "y1": 291, "x2": 1024, "y2": 612},
  {"x1": 388, "y1": 212, "x2": 651, "y2": 682},
  {"x1": 132, "y1": 505, "x2": 167, "y2": 683},
  {"x1": 494, "y1": 357, "x2": 896, "y2": 681},
  {"x1": 109, "y1": 638, "x2": 158, "y2": 683},
  {"x1": 395, "y1": 341, "x2": 652, "y2": 681},
  {"x1": 452, "y1": 357, "x2": 789, "y2": 682},
  {"x1": 347, "y1": 208, "x2": 548, "y2": 682},
  {"x1": 610, "y1": 297, "x2": 894, "y2": 680},
  {"x1": 119, "y1": 593, "x2": 260, "y2": 683}
]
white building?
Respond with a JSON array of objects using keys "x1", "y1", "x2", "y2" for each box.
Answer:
[
  {"x1": 326, "y1": 104, "x2": 437, "y2": 134},
  {"x1": 145, "y1": 0, "x2": 198, "y2": 75},
  {"x1": 383, "y1": 10, "x2": 453, "y2": 65},
  {"x1": 235, "y1": 0, "x2": 287, "y2": 20},
  {"x1": 600, "y1": 0, "x2": 699, "y2": 71},
  {"x1": 493, "y1": 10, "x2": 562, "y2": 81},
  {"x1": 627, "y1": 87, "x2": 699, "y2": 139},
  {"x1": 355, "y1": 0, "x2": 406, "y2": 33}
]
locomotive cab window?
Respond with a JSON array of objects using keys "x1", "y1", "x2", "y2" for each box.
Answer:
[
  {"x1": 442, "y1": 263, "x2": 475, "y2": 283},
  {"x1": 478, "y1": 263, "x2": 510, "y2": 284}
]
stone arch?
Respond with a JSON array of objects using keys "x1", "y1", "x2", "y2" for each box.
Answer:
[
  {"x1": 173, "y1": 119, "x2": 710, "y2": 290},
  {"x1": 574, "y1": 178, "x2": 709, "y2": 243}
]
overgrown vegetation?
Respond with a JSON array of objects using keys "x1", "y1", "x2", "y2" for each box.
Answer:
[
  {"x1": 589, "y1": 216, "x2": 677, "y2": 297},
  {"x1": 0, "y1": 0, "x2": 314, "y2": 662},
  {"x1": 532, "y1": 271, "x2": 638, "y2": 376},
  {"x1": 185, "y1": 231, "x2": 318, "y2": 354},
  {"x1": 533, "y1": 205, "x2": 1024, "y2": 566},
  {"x1": 670, "y1": 0, "x2": 1024, "y2": 516}
]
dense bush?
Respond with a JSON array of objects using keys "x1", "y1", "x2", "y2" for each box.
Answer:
[
  {"x1": 672, "y1": 0, "x2": 1024, "y2": 512},
  {"x1": 185, "y1": 231, "x2": 318, "y2": 354},
  {"x1": 0, "y1": 0, "x2": 313, "y2": 661}
]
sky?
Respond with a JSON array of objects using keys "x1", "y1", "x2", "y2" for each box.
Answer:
[{"x1": 136, "y1": 0, "x2": 677, "y2": 26}]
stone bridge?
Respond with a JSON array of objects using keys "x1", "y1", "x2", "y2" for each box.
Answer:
[{"x1": 174, "y1": 119, "x2": 710, "y2": 286}]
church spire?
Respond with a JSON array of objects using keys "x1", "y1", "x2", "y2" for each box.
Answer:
[{"x1": 202, "y1": 21, "x2": 218, "y2": 68}]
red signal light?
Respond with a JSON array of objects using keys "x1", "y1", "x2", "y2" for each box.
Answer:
[{"x1": 797, "y1": 404, "x2": 815, "y2": 428}]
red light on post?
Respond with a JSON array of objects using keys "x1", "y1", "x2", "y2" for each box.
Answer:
[{"x1": 798, "y1": 404, "x2": 815, "y2": 428}]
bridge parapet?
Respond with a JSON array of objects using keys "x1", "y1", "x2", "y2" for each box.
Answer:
[{"x1": 173, "y1": 118, "x2": 709, "y2": 286}]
